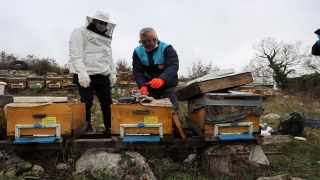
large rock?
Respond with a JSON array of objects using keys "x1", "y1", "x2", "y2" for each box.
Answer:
[
  {"x1": 32, "y1": 165, "x2": 44, "y2": 172},
  {"x1": 257, "y1": 174, "x2": 305, "y2": 180},
  {"x1": 76, "y1": 149, "x2": 156, "y2": 180},
  {"x1": 5, "y1": 155, "x2": 31, "y2": 170}
]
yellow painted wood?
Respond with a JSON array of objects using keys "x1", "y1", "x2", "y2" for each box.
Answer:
[
  {"x1": 7, "y1": 103, "x2": 72, "y2": 136},
  {"x1": 111, "y1": 104, "x2": 172, "y2": 134},
  {"x1": 0, "y1": 109, "x2": 5, "y2": 126},
  {"x1": 204, "y1": 115, "x2": 260, "y2": 134},
  {"x1": 188, "y1": 107, "x2": 205, "y2": 128},
  {"x1": 71, "y1": 103, "x2": 86, "y2": 128}
]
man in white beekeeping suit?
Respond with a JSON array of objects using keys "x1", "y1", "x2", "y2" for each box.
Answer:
[{"x1": 69, "y1": 11, "x2": 117, "y2": 136}]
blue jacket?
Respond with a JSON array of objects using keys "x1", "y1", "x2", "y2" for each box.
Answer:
[
  {"x1": 312, "y1": 42, "x2": 320, "y2": 56},
  {"x1": 132, "y1": 40, "x2": 179, "y2": 89}
]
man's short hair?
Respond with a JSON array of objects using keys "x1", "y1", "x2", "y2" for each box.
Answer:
[{"x1": 140, "y1": 27, "x2": 157, "y2": 37}]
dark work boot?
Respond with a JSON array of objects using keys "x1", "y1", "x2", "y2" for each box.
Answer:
[
  {"x1": 102, "y1": 108, "x2": 111, "y2": 138},
  {"x1": 102, "y1": 129, "x2": 111, "y2": 138},
  {"x1": 85, "y1": 123, "x2": 94, "y2": 133}
]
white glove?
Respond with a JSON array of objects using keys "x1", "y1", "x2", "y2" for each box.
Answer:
[
  {"x1": 109, "y1": 73, "x2": 116, "y2": 87},
  {"x1": 78, "y1": 70, "x2": 90, "y2": 88},
  {"x1": 71, "y1": 58, "x2": 90, "y2": 88}
]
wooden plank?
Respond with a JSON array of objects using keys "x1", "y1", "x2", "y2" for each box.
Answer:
[
  {"x1": 0, "y1": 137, "x2": 213, "y2": 150},
  {"x1": 71, "y1": 122, "x2": 87, "y2": 139},
  {"x1": 0, "y1": 95, "x2": 13, "y2": 107},
  {"x1": 175, "y1": 72, "x2": 253, "y2": 101},
  {"x1": 198, "y1": 72, "x2": 252, "y2": 93},
  {"x1": 0, "y1": 109, "x2": 5, "y2": 126},
  {"x1": 175, "y1": 82, "x2": 201, "y2": 101},
  {"x1": 111, "y1": 104, "x2": 172, "y2": 134},
  {"x1": 186, "y1": 117, "x2": 221, "y2": 141},
  {"x1": 255, "y1": 135, "x2": 292, "y2": 145},
  {"x1": 186, "y1": 116, "x2": 205, "y2": 138},
  {"x1": 6, "y1": 103, "x2": 72, "y2": 136},
  {"x1": 172, "y1": 111, "x2": 186, "y2": 139}
]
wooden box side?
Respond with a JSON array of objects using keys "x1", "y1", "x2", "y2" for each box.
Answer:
[
  {"x1": 111, "y1": 104, "x2": 172, "y2": 134},
  {"x1": 0, "y1": 109, "x2": 5, "y2": 126},
  {"x1": 71, "y1": 103, "x2": 86, "y2": 128},
  {"x1": 188, "y1": 107, "x2": 205, "y2": 128},
  {"x1": 6, "y1": 103, "x2": 72, "y2": 136},
  {"x1": 204, "y1": 115, "x2": 260, "y2": 135}
]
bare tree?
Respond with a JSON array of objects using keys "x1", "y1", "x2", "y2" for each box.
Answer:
[
  {"x1": 301, "y1": 48, "x2": 320, "y2": 73},
  {"x1": 187, "y1": 60, "x2": 219, "y2": 79},
  {"x1": 116, "y1": 59, "x2": 131, "y2": 72},
  {"x1": 0, "y1": 51, "x2": 17, "y2": 69},
  {"x1": 242, "y1": 59, "x2": 274, "y2": 85},
  {"x1": 246, "y1": 37, "x2": 303, "y2": 89}
]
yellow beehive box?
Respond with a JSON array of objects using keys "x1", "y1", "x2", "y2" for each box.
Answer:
[
  {"x1": 111, "y1": 103, "x2": 173, "y2": 135},
  {"x1": 6, "y1": 103, "x2": 86, "y2": 137}
]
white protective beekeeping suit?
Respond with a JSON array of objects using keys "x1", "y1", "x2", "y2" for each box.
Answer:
[{"x1": 69, "y1": 11, "x2": 117, "y2": 88}]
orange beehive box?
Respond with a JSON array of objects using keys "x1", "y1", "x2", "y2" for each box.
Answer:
[
  {"x1": 6, "y1": 103, "x2": 86, "y2": 137},
  {"x1": 5, "y1": 77, "x2": 27, "y2": 89},
  {"x1": 46, "y1": 77, "x2": 63, "y2": 89},
  {"x1": 111, "y1": 103, "x2": 172, "y2": 135},
  {"x1": 26, "y1": 77, "x2": 45, "y2": 89}
]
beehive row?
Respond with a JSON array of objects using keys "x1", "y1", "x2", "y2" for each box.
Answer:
[{"x1": 0, "y1": 77, "x2": 74, "y2": 90}]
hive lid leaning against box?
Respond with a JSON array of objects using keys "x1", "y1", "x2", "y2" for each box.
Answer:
[
  {"x1": 13, "y1": 96, "x2": 68, "y2": 103},
  {"x1": 175, "y1": 69, "x2": 253, "y2": 101}
]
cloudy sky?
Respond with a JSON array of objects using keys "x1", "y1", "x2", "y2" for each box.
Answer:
[{"x1": 0, "y1": 0, "x2": 318, "y2": 77}]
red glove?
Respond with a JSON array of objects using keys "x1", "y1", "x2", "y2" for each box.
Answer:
[
  {"x1": 139, "y1": 85, "x2": 148, "y2": 95},
  {"x1": 149, "y1": 78, "x2": 165, "y2": 89}
]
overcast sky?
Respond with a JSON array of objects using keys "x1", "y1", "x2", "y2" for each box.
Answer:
[{"x1": 0, "y1": 0, "x2": 318, "y2": 77}]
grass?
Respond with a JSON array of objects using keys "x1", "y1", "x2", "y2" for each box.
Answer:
[{"x1": 257, "y1": 91, "x2": 320, "y2": 180}]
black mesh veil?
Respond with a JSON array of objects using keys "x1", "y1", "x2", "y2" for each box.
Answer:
[{"x1": 85, "y1": 16, "x2": 116, "y2": 38}]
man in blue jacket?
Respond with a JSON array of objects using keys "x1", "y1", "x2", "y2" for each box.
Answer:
[
  {"x1": 312, "y1": 35, "x2": 320, "y2": 56},
  {"x1": 132, "y1": 27, "x2": 180, "y2": 113}
]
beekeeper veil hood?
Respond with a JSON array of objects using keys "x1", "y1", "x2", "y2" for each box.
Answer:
[{"x1": 85, "y1": 11, "x2": 116, "y2": 38}]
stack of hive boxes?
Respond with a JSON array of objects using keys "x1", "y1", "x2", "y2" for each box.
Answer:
[{"x1": 175, "y1": 69, "x2": 262, "y2": 141}]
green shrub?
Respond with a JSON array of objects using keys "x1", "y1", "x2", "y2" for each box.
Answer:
[{"x1": 32, "y1": 60, "x2": 62, "y2": 76}]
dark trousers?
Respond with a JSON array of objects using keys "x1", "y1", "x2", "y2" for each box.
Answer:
[
  {"x1": 148, "y1": 86, "x2": 179, "y2": 113},
  {"x1": 78, "y1": 83, "x2": 112, "y2": 131}
]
